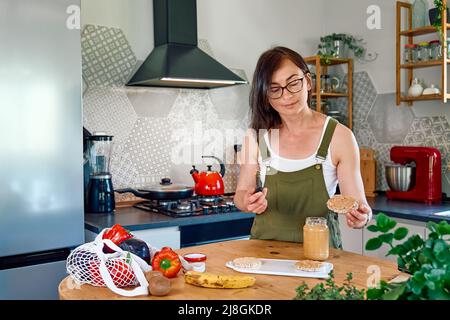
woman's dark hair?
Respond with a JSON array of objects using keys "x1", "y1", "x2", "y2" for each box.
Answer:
[{"x1": 249, "y1": 46, "x2": 311, "y2": 131}]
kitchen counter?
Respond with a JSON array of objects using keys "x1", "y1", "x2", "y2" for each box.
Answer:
[
  {"x1": 58, "y1": 239, "x2": 405, "y2": 300},
  {"x1": 85, "y1": 206, "x2": 255, "y2": 234},
  {"x1": 368, "y1": 194, "x2": 450, "y2": 223},
  {"x1": 85, "y1": 194, "x2": 449, "y2": 236}
]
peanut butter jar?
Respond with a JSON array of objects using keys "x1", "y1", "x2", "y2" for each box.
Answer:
[{"x1": 303, "y1": 217, "x2": 329, "y2": 261}]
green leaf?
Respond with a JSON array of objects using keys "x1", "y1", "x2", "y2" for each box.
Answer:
[
  {"x1": 433, "y1": 239, "x2": 447, "y2": 255},
  {"x1": 437, "y1": 221, "x2": 450, "y2": 236},
  {"x1": 376, "y1": 213, "x2": 389, "y2": 229},
  {"x1": 366, "y1": 288, "x2": 384, "y2": 300},
  {"x1": 365, "y1": 237, "x2": 383, "y2": 251},
  {"x1": 381, "y1": 282, "x2": 407, "y2": 300},
  {"x1": 394, "y1": 227, "x2": 408, "y2": 241},
  {"x1": 387, "y1": 245, "x2": 403, "y2": 256},
  {"x1": 379, "y1": 233, "x2": 394, "y2": 245},
  {"x1": 367, "y1": 225, "x2": 379, "y2": 233}
]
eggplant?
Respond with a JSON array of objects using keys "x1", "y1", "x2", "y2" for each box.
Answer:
[{"x1": 118, "y1": 238, "x2": 151, "y2": 264}]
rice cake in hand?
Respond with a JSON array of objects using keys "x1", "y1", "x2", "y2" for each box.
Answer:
[{"x1": 327, "y1": 195, "x2": 358, "y2": 214}]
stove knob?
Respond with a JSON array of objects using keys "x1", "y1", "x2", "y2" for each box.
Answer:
[
  {"x1": 202, "y1": 207, "x2": 209, "y2": 215},
  {"x1": 212, "y1": 205, "x2": 219, "y2": 213}
]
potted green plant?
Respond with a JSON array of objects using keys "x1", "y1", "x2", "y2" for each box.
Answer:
[
  {"x1": 293, "y1": 214, "x2": 449, "y2": 300},
  {"x1": 317, "y1": 33, "x2": 366, "y2": 64},
  {"x1": 429, "y1": 0, "x2": 448, "y2": 27},
  {"x1": 364, "y1": 214, "x2": 449, "y2": 300}
]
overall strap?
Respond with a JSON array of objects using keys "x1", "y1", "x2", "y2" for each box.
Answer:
[
  {"x1": 316, "y1": 117, "x2": 338, "y2": 161},
  {"x1": 257, "y1": 131, "x2": 271, "y2": 161}
]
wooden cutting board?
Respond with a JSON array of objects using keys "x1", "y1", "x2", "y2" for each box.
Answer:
[{"x1": 360, "y1": 148, "x2": 376, "y2": 198}]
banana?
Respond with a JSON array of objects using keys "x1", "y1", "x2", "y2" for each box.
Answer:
[{"x1": 184, "y1": 271, "x2": 256, "y2": 289}]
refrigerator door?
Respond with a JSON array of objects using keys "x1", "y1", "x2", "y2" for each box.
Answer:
[
  {"x1": 0, "y1": 0, "x2": 84, "y2": 257},
  {"x1": 0, "y1": 260, "x2": 68, "y2": 300}
]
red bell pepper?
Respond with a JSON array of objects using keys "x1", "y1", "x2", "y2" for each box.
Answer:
[
  {"x1": 102, "y1": 224, "x2": 133, "y2": 253},
  {"x1": 151, "y1": 247, "x2": 182, "y2": 278},
  {"x1": 102, "y1": 224, "x2": 133, "y2": 246}
]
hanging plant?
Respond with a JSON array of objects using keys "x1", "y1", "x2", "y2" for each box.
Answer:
[
  {"x1": 431, "y1": 0, "x2": 448, "y2": 48},
  {"x1": 317, "y1": 33, "x2": 369, "y2": 65}
]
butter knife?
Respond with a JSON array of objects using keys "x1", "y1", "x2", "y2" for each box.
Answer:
[{"x1": 255, "y1": 169, "x2": 263, "y2": 193}]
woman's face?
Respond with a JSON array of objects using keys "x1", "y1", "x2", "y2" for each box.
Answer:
[{"x1": 268, "y1": 58, "x2": 310, "y2": 117}]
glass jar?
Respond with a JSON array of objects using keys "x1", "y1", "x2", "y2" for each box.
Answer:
[
  {"x1": 303, "y1": 217, "x2": 329, "y2": 261},
  {"x1": 404, "y1": 44, "x2": 416, "y2": 63},
  {"x1": 429, "y1": 40, "x2": 442, "y2": 60},
  {"x1": 417, "y1": 42, "x2": 430, "y2": 62}
]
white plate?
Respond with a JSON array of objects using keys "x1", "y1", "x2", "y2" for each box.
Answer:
[{"x1": 225, "y1": 258, "x2": 333, "y2": 279}]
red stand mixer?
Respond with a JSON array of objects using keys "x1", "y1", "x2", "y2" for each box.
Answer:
[{"x1": 386, "y1": 146, "x2": 441, "y2": 204}]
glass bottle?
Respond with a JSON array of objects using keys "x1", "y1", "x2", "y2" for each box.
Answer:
[
  {"x1": 412, "y1": 0, "x2": 427, "y2": 29},
  {"x1": 429, "y1": 40, "x2": 442, "y2": 60},
  {"x1": 303, "y1": 217, "x2": 329, "y2": 261}
]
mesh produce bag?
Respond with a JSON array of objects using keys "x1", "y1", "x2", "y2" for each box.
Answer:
[{"x1": 66, "y1": 230, "x2": 152, "y2": 297}]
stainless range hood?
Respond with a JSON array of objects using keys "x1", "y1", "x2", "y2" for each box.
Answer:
[{"x1": 127, "y1": 0, "x2": 247, "y2": 89}]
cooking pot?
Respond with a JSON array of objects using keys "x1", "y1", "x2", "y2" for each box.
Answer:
[
  {"x1": 116, "y1": 178, "x2": 194, "y2": 200},
  {"x1": 385, "y1": 163, "x2": 416, "y2": 192}
]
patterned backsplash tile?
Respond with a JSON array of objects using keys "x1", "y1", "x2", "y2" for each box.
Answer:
[
  {"x1": 82, "y1": 24, "x2": 450, "y2": 194},
  {"x1": 82, "y1": 25, "x2": 247, "y2": 191}
]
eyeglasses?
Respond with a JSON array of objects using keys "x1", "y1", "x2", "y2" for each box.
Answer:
[{"x1": 268, "y1": 77, "x2": 305, "y2": 99}]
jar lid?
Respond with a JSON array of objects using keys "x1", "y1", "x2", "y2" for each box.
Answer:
[
  {"x1": 405, "y1": 44, "x2": 416, "y2": 48},
  {"x1": 418, "y1": 41, "x2": 429, "y2": 46},
  {"x1": 429, "y1": 40, "x2": 440, "y2": 45}
]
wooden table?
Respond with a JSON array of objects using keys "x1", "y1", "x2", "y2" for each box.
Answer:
[{"x1": 59, "y1": 239, "x2": 405, "y2": 300}]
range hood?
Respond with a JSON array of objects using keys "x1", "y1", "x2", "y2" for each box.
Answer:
[{"x1": 127, "y1": 0, "x2": 247, "y2": 89}]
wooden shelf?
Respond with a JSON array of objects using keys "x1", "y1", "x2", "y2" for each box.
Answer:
[
  {"x1": 400, "y1": 94, "x2": 443, "y2": 102},
  {"x1": 396, "y1": 1, "x2": 448, "y2": 105},
  {"x1": 304, "y1": 55, "x2": 353, "y2": 129},
  {"x1": 312, "y1": 92, "x2": 349, "y2": 98},
  {"x1": 304, "y1": 56, "x2": 352, "y2": 66},
  {"x1": 400, "y1": 60, "x2": 450, "y2": 69},
  {"x1": 399, "y1": 24, "x2": 450, "y2": 37}
]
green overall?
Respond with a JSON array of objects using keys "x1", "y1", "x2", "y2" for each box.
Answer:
[{"x1": 250, "y1": 118, "x2": 343, "y2": 249}]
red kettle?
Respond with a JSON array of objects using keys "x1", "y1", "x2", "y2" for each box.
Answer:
[{"x1": 190, "y1": 156, "x2": 226, "y2": 196}]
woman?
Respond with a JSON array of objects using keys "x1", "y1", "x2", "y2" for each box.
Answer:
[{"x1": 234, "y1": 46, "x2": 372, "y2": 248}]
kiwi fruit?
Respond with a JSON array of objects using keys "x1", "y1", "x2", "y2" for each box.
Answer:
[{"x1": 149, "y1": 275, "x2": 171, "y2": 296}]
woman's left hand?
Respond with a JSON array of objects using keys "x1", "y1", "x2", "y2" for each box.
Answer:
[{"x1": 346, "y1": 202, "x2": 372, "y2": 229}]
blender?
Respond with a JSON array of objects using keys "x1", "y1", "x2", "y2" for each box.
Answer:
[{"x1": 85, "y1": 132, "x2": 115, "y2": 213}]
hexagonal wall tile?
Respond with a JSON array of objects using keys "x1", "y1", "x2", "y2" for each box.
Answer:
[
  {"x1": 367, "y1": 93, "x2": 414, "y2": 144},
  {"x1": 126, "y1": 86, "x2": 180, "y2": 118},
  {"x1": 82, "y1": 24, "x2": 137, "y2": 87},
  {"x1": 403, "y1": 116, "x2": 450, "y2": 179},
  {"x1": 344, "y1": 71, "x2": 377, "y2": 121},
  {"x1": 209, "y1": 83, "x2": 251, "y2": 121},
  {"x1": 83, "y1": 86, "x2": 137, "y2": 146},
  {"x1": 122, "y1": 117, "x2": 173, "y2": 178},
  {"x1": 353, "y1": 120, "x2": 377, "y2": 148},
  {"x1": 167, "y1": 89, "x2": 220, "y2": 129},
  {"x1": 110, "y1": 150, "x2": 140, "y2": 189},
  {"x1": 373, "y1": 142, "x2": 396, "y2": 191}
]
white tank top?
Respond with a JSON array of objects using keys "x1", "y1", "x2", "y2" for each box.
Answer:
[{"x1": 258, "y1": 116, "x2": 338, "y2": 198}]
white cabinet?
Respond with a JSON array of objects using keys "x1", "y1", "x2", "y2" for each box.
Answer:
[
  {"x1": 338, "y1": 214, "x2": 363, "y2": 255},
  {"x1": 84, "y1": 227, "x2": 181, "y2": 250},
  {"x1": 132, "y1": 227, "x2": 181, "y2": 250},
  {"x1": 362, "y1": 215, "x2": 426, "y2": 262}
]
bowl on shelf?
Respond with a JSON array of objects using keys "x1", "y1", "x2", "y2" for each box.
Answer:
[{"x1": 385, "y1": 163, "x2": 416, "y2": 192}]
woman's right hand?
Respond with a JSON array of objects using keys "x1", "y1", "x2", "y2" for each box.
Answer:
[{"x1": 243, "y1": 188, "x2": 268, "y2": 214}]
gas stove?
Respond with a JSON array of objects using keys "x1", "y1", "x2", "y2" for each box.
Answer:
[{"x1": 134, "y1": 195, "x2": 238, "y2": 217}]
